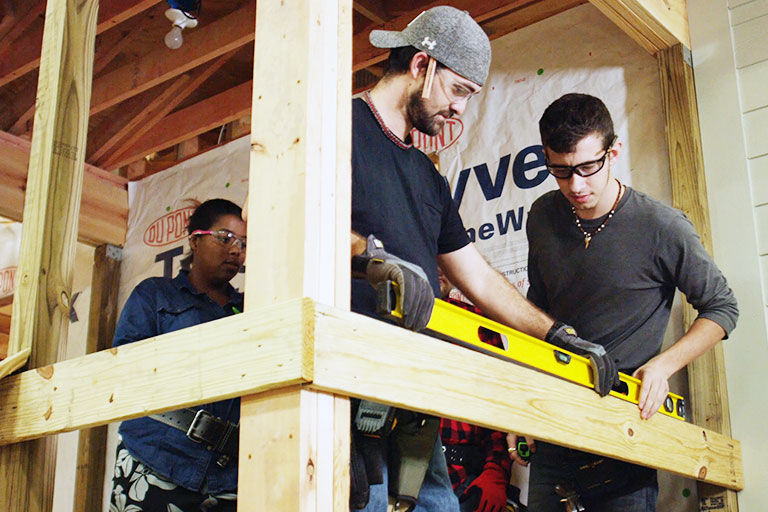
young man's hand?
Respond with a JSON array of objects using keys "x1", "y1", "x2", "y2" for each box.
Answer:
[
  {"x1": 546, "y1": 321, "x2": 620, "y2": 396},
  {"x1": 632, "y1": 357, "x2": 672, "y2": 419}
]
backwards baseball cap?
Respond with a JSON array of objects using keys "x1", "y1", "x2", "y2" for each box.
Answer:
[{"x1": 369, "y1": 6, "x2": 491, "y2": 86}]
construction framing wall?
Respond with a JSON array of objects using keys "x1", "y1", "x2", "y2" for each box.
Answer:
[{"x1": 0, "y1": 0, "x2": 748, "y2": 511}]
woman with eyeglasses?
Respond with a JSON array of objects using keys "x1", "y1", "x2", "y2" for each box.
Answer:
[{"x1": 110, "y1": 198, "x2": 246, "y2": 512}]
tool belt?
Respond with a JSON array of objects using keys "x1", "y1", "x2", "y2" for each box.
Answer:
[
  {"x1": 564, "y1": 451, "x2": 656, "y2": 501},
  {"x1": 442, "y1": 443, "x2": 484, "y2": 476},
  {"x1": 150, "y1": 408, "x2": 239, "y2": 467},
  {"x1": 349, "y1": 401, "x2": 439, "y2": 511}
]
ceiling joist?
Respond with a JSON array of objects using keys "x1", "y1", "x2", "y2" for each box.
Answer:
[{"x1": 0, "y1": 0, "x2": 160, "y2": 88}]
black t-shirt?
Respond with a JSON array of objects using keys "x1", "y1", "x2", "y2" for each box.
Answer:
[{"x1": 351, "y1": 97, "x2": 469, "y2": 316}]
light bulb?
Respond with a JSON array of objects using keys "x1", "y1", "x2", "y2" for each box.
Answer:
[{"x1": 165, "y1": 25, "x2": 184, "y2": 49}]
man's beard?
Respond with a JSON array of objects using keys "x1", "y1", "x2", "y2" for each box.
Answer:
[{"x1": 406, "y1": 90, "x2": 451, "y2": 136}]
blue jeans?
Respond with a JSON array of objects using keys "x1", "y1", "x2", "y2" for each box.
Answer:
[
  {"x1": 528, "y1": 442, "x2": 657, "y2": 512},
  {"x1": 353, "y1": 435, "x2": 459, "y2": 512}
]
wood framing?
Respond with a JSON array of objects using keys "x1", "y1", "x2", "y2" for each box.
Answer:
[
  {"x1": 96, "y1": 51, "x2": 236, "y2": 168},
  {"x1": 89, "y1": 3, "x2": 255, "y2": 115},
  {"x1": 0, "y1": 131, "x2": 128, "y2": 246},
  {"x1": 103, "y1": 80, "x2": 252, "y2": 170},
  {"x1": 589, "y1": 0, "x2": 690, "y2": 54},
  {"x1": 0, "y1": 0, "x2": 99, "y2": 510},
  {"x1": 657, "y1": 43, "x2": 739, "y2": 511},
  {"x1": 0, "y1": 0, "x2": 160, "y2": 88},
  {"x1": 0, "y1": 301, "x2": 311, "y2": 444},
  {"x1": 0, "y1": 301, "x2": 744, "y2": 491},
  {"x1": 240, "y1": 0, "x2": 353, "y2": 509},
  {"x1": 72, "y1": 245, "x2": 122, "y2": 512}
]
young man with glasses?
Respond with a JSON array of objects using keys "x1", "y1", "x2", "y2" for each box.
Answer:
[
  {"x1": 351, "y1": 8, "x2": 622, "y2": 512},
  {"x1": 508, "y1": 93, "x2": 739, "y2": 511}
]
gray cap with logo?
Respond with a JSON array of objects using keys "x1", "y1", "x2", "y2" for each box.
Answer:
[{"x1": 369, "y1": 6, "x2": 491, "y2": 86}]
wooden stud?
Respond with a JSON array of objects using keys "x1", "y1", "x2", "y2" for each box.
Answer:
[
  {"x1": 176, "y1": 136, "x2": 200, "y2": 160},
  {"x1": 240, "y1": 0, "x2": 352, "y2": 509},
  {"x1": 0, "y1": 131, "x2": 128, "y2": 247},
  {"x1": 72, "y1": 245, "x2": 121, "y2": 512},
  {"x1": 657, "y1": 43, "x2": 739, "y2": 511},
  {"x1": 589, "y1": 0, "x2": 690, "y2": 54},
  {"x1": 0, "y1": 0, "x2": 99, "y2": 509}
]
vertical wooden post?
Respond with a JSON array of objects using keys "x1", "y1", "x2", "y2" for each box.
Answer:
[
  {"x1": 657, "y1": 43, "x2": 738, "y2": 512},
  {"x1": 239, "y1": 0, "x2": 352, "y2": 511},
  {"x1": 0, "y1": 0, "x2": 99, "y2": 510},
  {"x1": 73, "y1": 244, "x2": 122, "y2": 512}
]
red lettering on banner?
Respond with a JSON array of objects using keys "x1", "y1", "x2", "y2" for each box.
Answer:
[
  {"x1": 412, "y1": 118, "x2": 464, "y2": 155},
  {"x1": 143, "y1": 207, "x2": 195, "y2": 247},
  {"x1": 0, "y1": 266, "x2": 16, "y2": 295}
]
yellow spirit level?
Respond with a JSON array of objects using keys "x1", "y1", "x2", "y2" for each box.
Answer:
[{"x1": 376, "y1": 282, "x2": 686, "y2": 421}]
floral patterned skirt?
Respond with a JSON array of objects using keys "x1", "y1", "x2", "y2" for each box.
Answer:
[{"x1": 110, "y1": 441, "x2": 237, "y2": 512}]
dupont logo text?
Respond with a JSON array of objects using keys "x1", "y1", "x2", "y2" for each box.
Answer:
[
  {"x1": 412, "y1": 118, "x2": 463, "y2": 155},
  {"x1": 143, "y1": 207, "x2": 195, "y2": 247}
]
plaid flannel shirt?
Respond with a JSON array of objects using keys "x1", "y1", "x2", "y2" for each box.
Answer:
[{"x1": 439, "y1": 298, "x2": 512, "y2": 490}]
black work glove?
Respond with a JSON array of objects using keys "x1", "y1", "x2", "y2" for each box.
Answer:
[
  {"x1": 545, "y1": 321, "x2": 620, "y2": 397},
  {"x1": 362, "y1": 235, "x2": 434, "y2": 331}
]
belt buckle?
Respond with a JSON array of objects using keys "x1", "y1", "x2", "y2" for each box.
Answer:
[{"x1": 186, "y1": 409, "x2": 210, "y2": 444}]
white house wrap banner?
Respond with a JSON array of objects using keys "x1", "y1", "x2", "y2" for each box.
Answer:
[{"x1": 0, "y1": 219, "x2": 21, "y2": 301}]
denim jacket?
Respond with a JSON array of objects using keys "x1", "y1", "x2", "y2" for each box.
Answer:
[{"x1": 113, "y1": 270, "x2": 243, "y2": 492}]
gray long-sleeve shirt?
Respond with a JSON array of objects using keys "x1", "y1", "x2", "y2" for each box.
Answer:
[{"x1": 526, "y1": 187, "x2": 738, "y2": 372}]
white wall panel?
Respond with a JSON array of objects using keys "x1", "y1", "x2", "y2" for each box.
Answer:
[
  {"x1": 732, "y1": 14, "x2": 768, "y2": 68},
  {"x1": 751, "y1": 154, "x2": 768, "y2": 206},
  {"x1": 756, "y1": 203, "x2": 768, "y2": 255},
  {"x1": 729, "y1": 0, "x2": 755, "y2": 8},
  {"x1": 743, "y1": 107, "x2": 768, "y2": 158},
  {"x1": 730, "y1": 0, "x2": 768, "y2": 25},
  {"x1": 738, "y1": 59, "x2": 768, "y2": 112},
  {"x1": 761, "y1": 255, "x2": 768, "y2": 306}
]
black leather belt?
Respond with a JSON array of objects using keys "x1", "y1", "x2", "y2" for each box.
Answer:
[
  {"x1": 150, "y1": 408, "x2": 239, "y2": 467},
  {"x1": 442, "y1": 443, "x2": 484, "y2": 475}
]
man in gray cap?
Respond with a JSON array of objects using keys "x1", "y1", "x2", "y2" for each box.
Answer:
[{"x1": 350, "y1": 6, "x2": 618, "y2": 512}]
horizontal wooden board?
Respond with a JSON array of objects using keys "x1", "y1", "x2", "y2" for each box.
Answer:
[
  {"x1": 750, "y1": 154, "x2": 768, "y2": 206},
  {"x1": 738, "y1": 58, "x2": 768, "y2": 112},
  {"x1": 732, "y1": 14, "x2": 768, "y2": 68},
  {"x1": 0, "y1": 131, "x2": 127, "y2": 246},
  {"x1": 310, "y1": 303, "x2": 743, "y2": 490},
  {"x1": 0, "y1": 299, "x2": 313, "y2": 445},
  {"x1": 743, "y1": 107, "x2": 768, "y2": 158},
  {"x1": 0, "y1": 299, "x2": 745, "y2": 490}
]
